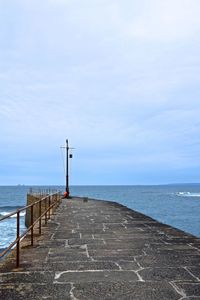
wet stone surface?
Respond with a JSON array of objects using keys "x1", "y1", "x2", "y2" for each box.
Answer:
[{"x1": 0, "y1": 197, "x2": 200, "y2": 299}]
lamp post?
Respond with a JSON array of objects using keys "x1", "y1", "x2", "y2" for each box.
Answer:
[
  {"x1": 61, "y1": 139, "x2": 73, "y2": 198},
  {"x1": 66, "y1": 139, "x2": 69, "y2": 195}
]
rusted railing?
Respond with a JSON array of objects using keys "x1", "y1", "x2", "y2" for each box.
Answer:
[{"x1": 0, "y1": 191, "x2": 61, "y2": 268}]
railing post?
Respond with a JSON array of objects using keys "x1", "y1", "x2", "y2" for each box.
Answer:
[
  {"x1": 31, "y1": 205, "x2": 34, "y2": 246},
  {"x1": 45, "y1": 198, "x2": 47, "y2": 224},
  {"x1": 56, "y1": 193, "x2": 58, "y2": 208},
  {"x1": 54, "y1": 194, "x2": 56, "y2": 207},
  {"x1": 53, "y1": 194, "x2": 55, "y2": 210},
  {"x1": 57, "y1": 193, "x2": 59, "y2": 207},
  {"x1": 16, "y1": 211, "x2": 20, "y2": 268},
  {"x1": 48, "y1": 196, "x2": 51, "y2": 219},
  {"x1": 54, "y1": 194, "x2": 57, "y2": 209},
  {"x1": 39, "y1": 200, "x2": 42, "y2": 235},
  {"x1": 52, "y1": 194, "x2": 55, "y2": 213}
]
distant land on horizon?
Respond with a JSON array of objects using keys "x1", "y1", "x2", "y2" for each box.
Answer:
[{"x1": 1, "y1": 183, "x2": 200, "y2": 187}]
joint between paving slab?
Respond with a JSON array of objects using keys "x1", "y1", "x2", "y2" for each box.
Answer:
[
  {"x1": 142, "y1": 249, "x2": 148, "y2": 256},
  {"x1": 134, "y1": 269, "x2": 145, "y2": 282},
  {"x1": 115, "y1": 263, "x2": 122, "y2": 270},
  {"x1": 170, "y1": 281, "x2": 187, "y2": 298},
  {"x1": 189, "y1": 244, "x2": 200, "y2": 254},
  {"x1": 134, "y1": 257, "x2": 144, "y2": 269},
  {"x1": 50, "y1": 233, "x2": 55, "y2": 240},
  {"x1": 184, "y1": 267, "x2": 200, "y2": 282},
  {"x1": 122, "y1": 223, "x2": 127, "y2": 229},
  {"x1": 69, "y1": 283, "x2": 78, "y2": 300}
]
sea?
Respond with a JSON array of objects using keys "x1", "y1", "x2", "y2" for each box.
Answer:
[{"x1": 0, "y1": 184, "x2": 200, "y2": 252}]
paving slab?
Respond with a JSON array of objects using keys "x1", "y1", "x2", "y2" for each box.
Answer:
[
  {"x1": 0, "y1": 197, "x2": 200, "y2": 299},
  {"x1": 72, "y1": 281, "x2": 180, "y2": 300}
]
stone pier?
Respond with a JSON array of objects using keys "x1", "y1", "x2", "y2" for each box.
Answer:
[{"x1": 0, "y1": 197, "x2": 200, "y2": 299}]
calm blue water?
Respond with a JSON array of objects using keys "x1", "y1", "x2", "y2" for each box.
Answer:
[{"x1": 0, "y1": 185, "x2": 200, "y2": 251}]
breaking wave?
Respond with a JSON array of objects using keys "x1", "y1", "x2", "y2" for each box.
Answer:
[
  {"x1": 0, "y1": 211, "x2": 26, "y2": 219},
  {"x1": 177, "y1": 192, "x2": 200, "y2": 197}
]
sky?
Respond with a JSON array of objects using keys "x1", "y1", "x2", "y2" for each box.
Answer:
[{"x1": 0, "y1": 0, "x2": 200, "y2": 185}]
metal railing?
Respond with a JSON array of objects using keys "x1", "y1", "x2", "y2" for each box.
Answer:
[{"x1": 0, "y1": 191, "x2": 61, "y2": 268}]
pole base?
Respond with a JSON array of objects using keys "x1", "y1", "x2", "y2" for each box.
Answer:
[{"x1": 63, "y1": 191, "x2": 69, "y2": 198}]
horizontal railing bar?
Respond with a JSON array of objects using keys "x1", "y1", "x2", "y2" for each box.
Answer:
[{"x1": 0, "y1": 192, "x2": 59, "y2": 222}]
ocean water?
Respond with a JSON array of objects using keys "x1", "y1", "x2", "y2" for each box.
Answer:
[{"x1": 0, "y1": 185, "x2": 200, "y2": 252}]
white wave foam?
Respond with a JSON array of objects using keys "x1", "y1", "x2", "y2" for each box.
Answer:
[
  {"x1": 0, "y1": 211, "x2": 26, "y2": 218},
  {"x1": 177, "y1": 192, "x2": 200, "y2": 197}
]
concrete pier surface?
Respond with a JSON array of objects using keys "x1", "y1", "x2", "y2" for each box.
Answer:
[{"x1": 0, "y1": 197, "x2": 200, "y2": 299}]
